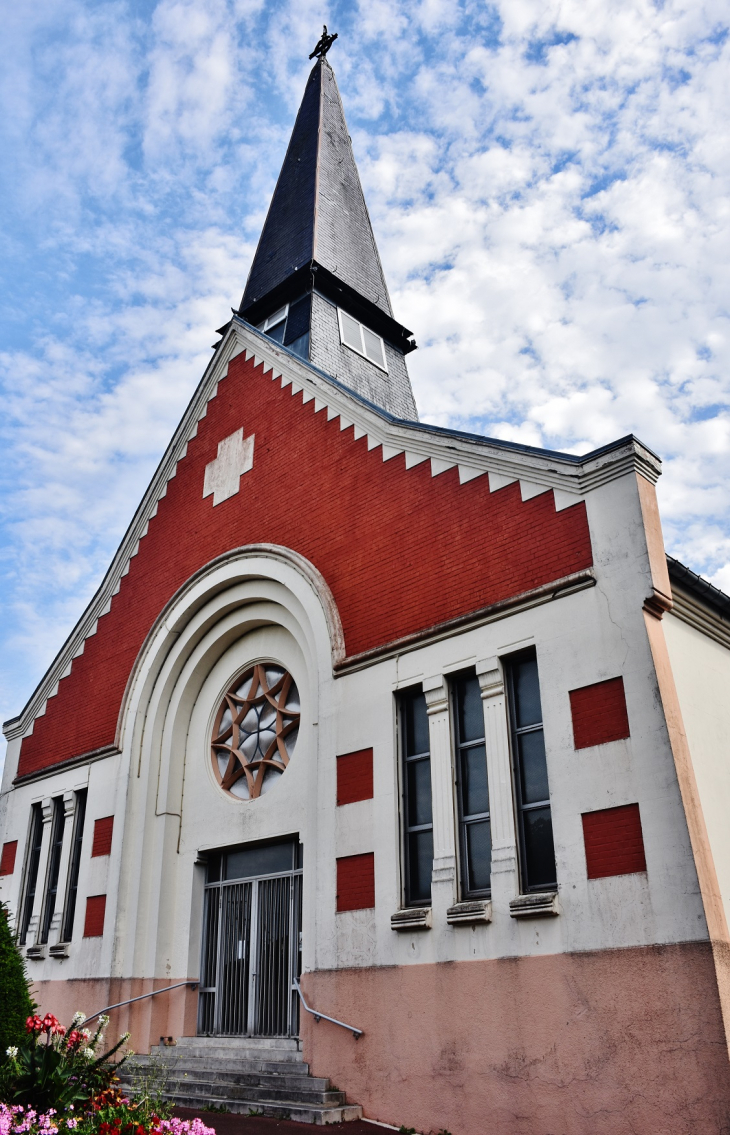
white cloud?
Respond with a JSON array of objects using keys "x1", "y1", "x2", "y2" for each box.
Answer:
[{"x1": 2, "y1": 0, "x2": 730, "y2": 767}]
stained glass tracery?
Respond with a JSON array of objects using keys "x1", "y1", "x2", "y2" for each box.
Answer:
[{"x1": 211, "y1": 664, "x2": 300, "y2": 800}]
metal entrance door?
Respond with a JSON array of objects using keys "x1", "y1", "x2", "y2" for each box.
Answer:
[{"x1": 198, "y1": 843, "x2": 302, "y2": 1037}]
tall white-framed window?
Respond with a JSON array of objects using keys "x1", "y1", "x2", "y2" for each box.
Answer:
[{"x1": 337, "y1": 309, "x2": 388, "y2": 372}]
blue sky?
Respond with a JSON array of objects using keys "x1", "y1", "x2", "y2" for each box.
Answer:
[{"x1": 2, "y1": 0, "x2": 730, "y2": 763}]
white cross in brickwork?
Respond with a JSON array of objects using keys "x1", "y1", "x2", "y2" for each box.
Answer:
[{"x1": 203, "y1": 427, "x2": 255, "y2": 506}]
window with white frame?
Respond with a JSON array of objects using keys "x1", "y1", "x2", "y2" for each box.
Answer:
[
  {"x1": 257, "y1": 305, "x2": 289, "y2": 343},
  {"x1": 337, "y1": 309, "x2": 388, "y2": 371},
  {"x1": 62, "y1": 789, "x2": 87, "y2": 942},
  {"x1": 19, "y1": 804, "x2": 44, "y2": 944},
  {"x1": 452, "y1": 671, "x2": 491, "y2": 898},
  {"x1": 257, "y1": 298, "x2": 310, "y2": 360},
  {"x1": 399, "y1": 686, "x2": 433, "y2": 907},
  {"x1": 506, "y1": 649, "x2": 557, "y2": 892}
]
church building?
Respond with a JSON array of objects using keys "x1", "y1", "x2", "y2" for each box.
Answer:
[{"x1": 2, "y1": 38, "x2": 730, "y2": 1135}]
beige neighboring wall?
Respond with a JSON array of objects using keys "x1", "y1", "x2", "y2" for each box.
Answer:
[{"x1": 664, "y1": 609, "x2": 730, "y2": 937}]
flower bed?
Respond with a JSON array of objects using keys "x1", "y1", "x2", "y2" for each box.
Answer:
[
  {"x1": 1, "y1": 1016, "x2": 214, "y2": 1135},
  {"x1": 0, "y1": 1099, "x2": 215, "y2": 1135}
]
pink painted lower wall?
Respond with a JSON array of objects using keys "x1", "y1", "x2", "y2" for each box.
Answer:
[
  {"x1": 27, "y1": 978, "x2": 197, "y2": 1056},
  {"x1": 301, "y1": 942, "x2": 730, "y2": 1135}
]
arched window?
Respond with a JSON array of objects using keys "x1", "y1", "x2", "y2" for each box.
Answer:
[{"x1": 211, "y1": 664, "x2": 300, "y2": 800}]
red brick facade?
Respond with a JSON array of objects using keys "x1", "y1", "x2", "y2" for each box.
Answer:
[
  {"x1": 83, "y1": 894, "x2": 107, "y2": 938},
  {"x1": 570, "y1": 676, "x2": 630, "y2": 749},
  {"x1": 18, "y1": 354, "x2": 593, "y2": 778},
  {"x1": 91, "y1": 816, "x2": 114, "y2": 858},
  {"x1": 0, "y1": 841, "x2": 17, "y2": 876},
  {"x1": 582, "y1": 803, "x2": 647, "y2": 879},
  {"x1": 336, "y1": 853, "x2": 375, "y2": 912},
  {"x1": 336, "y1": 749, "x2": 374, "y2": 806}
]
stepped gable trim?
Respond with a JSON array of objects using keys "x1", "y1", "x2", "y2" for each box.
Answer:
[
  {"x1": 3, "y1": 329, "x2": 246, "y2": 743},
  {"x1": 667, "y1": 556, "x2": 730, "y2": 650},
  {"x1": 3, "y1": 318, "x2": 658, "y2": 744}
]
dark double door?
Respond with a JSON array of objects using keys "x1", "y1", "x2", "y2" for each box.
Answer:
[{"x1": 198, "y1": 841, "x2": 302, "y2": 1037}]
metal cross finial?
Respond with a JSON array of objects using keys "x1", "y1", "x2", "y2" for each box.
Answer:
[{"x1": 309, "y1": 25, "x2": 338, "y2": 60}]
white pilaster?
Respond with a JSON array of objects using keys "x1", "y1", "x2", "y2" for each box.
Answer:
[
  {"x1": 476, "y1": 658, "x2": 520, "y2": 906},
  {"x1": 423, "y1": 675, "x2": 457, "y2": 920}
]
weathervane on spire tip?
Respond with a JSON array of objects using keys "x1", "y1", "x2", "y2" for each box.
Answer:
[{"x1": 309, "y1": 25, "x2": 338, "y2": 60}]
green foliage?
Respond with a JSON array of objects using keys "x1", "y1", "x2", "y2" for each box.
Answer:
[
  {"x1": 0, "y1": 902, "x2": 35, "y2": 1056},
  {"x1": 0, "y1": 1013, "x2": 128, "y2": 1111},
  {"x1": 125, "y1": 1053, "x2": 174, "y2": 1122}
]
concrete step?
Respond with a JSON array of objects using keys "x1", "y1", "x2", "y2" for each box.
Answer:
[
  {"x1": 147, "y1": 1047, "x2": 304, "y2": 1064},
  {"x1": 162, "y1": 1079, "x2": 345, "y2": 1106},
  {"x1": 128, "y1": 1055, "x2": 311, "y2": 1077},
  {"x1": 123, "y1": 1034, "x2": 362, "y2": 1124},
  {"x1": 175, "y1": 1036, "x2": 300, "y2": 1051},
  {"x1": 164, "y1": 1092, "x2": 362, "y2": 1125},
  {"x1": 161, "y1": 1070, "x2": 331, "y2": 1091}
]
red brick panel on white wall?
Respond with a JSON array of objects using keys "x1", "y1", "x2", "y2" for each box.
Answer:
[
  {"x1": 91, "y1": 816, "x2": 114, "y2": 857},
  {"x1": 582, "y1": 804, "x2": 647, "y2": 879},
  {"x1": 570, "y1": 676, "x2": 630, "y2": 749},
  {"x1": 0, "y1": 841, "x2": 17, "y2": 876},
  {"x1": 336, "y1": 853, "x2": 375, "y2": 912},
  {"x1": 83, "y1": 894, "x2": 107, "y2": 938},
  {"x1": 336, "y1": 749, "x2": 374, "y2": 806}
]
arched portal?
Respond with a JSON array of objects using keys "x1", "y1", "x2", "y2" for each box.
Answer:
[{"x1": 111, "y1": 546, "x2": 341, "y2": 1043}]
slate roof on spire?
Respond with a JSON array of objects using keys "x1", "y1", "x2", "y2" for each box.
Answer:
[{"x1": 240, "y1": 58, "x2": 393, "y2": 318}]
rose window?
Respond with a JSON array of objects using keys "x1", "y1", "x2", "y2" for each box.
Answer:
[{"x1": 211, "y1": 664, "x2": 300, "y2": 800}]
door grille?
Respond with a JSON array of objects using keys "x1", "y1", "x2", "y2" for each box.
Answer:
[{"x1": 198, "y1": 867, "x2": 301, "y2": 1036}]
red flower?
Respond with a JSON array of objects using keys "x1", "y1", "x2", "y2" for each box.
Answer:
[
  {"x1": 26, "y1": 1015, "x2": 44, "y2": 1034},
  {"x1": 40, "y1": 1014, "x2": 66, "y2": 1036}
]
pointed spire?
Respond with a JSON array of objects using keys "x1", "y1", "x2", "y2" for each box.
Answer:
[
  {"x1": 237, "y1": 49, "x2": 418, "y2": 420},
  {"x1": 241, "y1": 58, "x2": 392, "y2": 317}
]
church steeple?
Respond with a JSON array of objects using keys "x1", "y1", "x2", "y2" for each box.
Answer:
[{"x1": 236, "y1": 44, "x2": 418, "y2": 420}]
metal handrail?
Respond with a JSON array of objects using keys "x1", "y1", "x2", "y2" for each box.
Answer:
[
  {"x1": 81, "y1": 981, "x2": 199, "y2": 1026},
  {"x1": 293, "y1": 978, "x2": 362, "y2": 1039}
]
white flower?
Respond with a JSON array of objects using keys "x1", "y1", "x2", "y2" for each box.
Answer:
[
  {"x1": 71, "y1": 1012, "x2": 85, "y2": 1026},
  {"x1": 6, "y1": 1046, "x2": 18, "y2": 1058},
  {"x1": 98, "y1": 1015, "x2": 109, "y2": 1026},
  {"x1": 81, "y1": 1047, "x2": 95, "y2": 1060}
]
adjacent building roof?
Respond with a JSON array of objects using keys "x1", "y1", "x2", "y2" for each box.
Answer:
[{"x1": 667, "y1": 556, "x2": 730, "y2": 621}]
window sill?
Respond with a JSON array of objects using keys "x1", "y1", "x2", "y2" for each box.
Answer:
[
  {"x1": 26, "y1": 944, "x2": 46, "y2": 960},
  {"x1": 49, "y1": 943, "x2": 70, "y2": 959},
  {"x1": 391, "y1": 907, "x2": 432, "y2": 932},
  {"x1": 446, "y1": 900, "x2": 492, "y2": 925},
  {"x1": 509, "y1": 892, "x2": 559, "y2": 918}
]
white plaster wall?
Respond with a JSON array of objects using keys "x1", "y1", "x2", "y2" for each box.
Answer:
[
  {"x1": 0, "y1": 750, "x2": 124, "y2": 990},
  {"x1": 664, "y1": 612, "x2": 730, "y2": 933},
  {"x1": 0, "y1": 473, "x2": 707, "y2": 992},
  {"x1": 321, "y1": 585, "x2": 705, "y2": 972}
]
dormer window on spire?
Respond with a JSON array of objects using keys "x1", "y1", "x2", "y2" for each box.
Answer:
[
  {"x1": 256, "y1": 295, "x2": 311, "y2": 360},
  {"x1": 338, "y1": 309, "x2": 388, "y2": 372}
]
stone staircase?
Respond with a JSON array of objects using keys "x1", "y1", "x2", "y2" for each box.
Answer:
[{"x1": 121, "y1": 1036, "x2": 362, "y2": 1125}]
